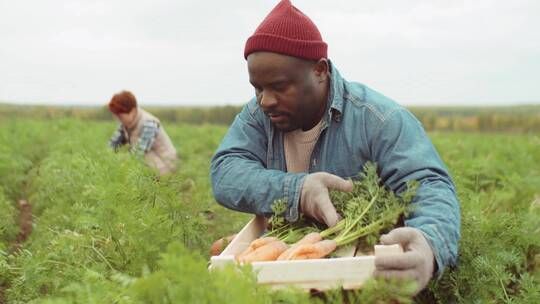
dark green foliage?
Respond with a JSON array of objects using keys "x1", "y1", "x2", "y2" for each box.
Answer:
[
  {"x1": 0, "y1": 119, "x2": 249, "y2": 302},
  {"x1": 0, "y1": 189, "x2": 17, "y2": 247},
  {"x1": 326, "y1": 163, "x2": 417, "y2": 247},
  {"x1": 266, "y1": 198, "x2": 323, "y2": 244},
  {"x1": 0, "y1": 189, "x2": 17, "y2": 288},
  {"x1": 421, "y1": 133, "x2": 540, "y2": 303}
]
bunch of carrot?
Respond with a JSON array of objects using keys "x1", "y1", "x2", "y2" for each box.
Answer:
[
  {"x1": 236, "y1": 232, "x2": 337, "y2": 263},
  {"x1": 236, "y1": 162, "x2": 418, "y2": 263}
]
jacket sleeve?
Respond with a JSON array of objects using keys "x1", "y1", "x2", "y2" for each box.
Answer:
[
  {"x1": 370, "y1": 108, "x2": 461, "y2": 276},
  {"x1": 210, "y1": 102, "x2": 307, "y2": 220},
  {"x1": 109, "y1": 124, "x2": 127, "y2": 151}
]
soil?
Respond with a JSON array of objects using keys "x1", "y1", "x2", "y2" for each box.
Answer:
[{"x1": 12, "y1": 200, "x2": 33, "y2": 252}]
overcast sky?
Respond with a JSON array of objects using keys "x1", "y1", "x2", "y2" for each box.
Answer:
[{"x1": 1, "y1": 0, "x2": 539, "y2": 106}]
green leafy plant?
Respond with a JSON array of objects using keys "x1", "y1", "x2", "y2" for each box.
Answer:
[
  {"x1": 267, "y1": 162, "x2": 418, "y2": 250},
  {"x1": 0, "y1": 118, "x2": 538, "y2": 303}
]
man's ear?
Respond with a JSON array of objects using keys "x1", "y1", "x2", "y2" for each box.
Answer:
[{"x1": 313, "y1": 58, "x2": 329, "y2": 83}]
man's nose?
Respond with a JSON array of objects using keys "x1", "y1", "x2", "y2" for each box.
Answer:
[{"x1": 259, "y1": 91, "x2": 278, "y2": 110}]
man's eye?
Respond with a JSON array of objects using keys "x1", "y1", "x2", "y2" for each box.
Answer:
[{"x1": 273, "y1": 82, "x2": 287, "y2": 92}]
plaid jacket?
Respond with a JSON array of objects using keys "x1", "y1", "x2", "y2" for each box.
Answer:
[
  {"x1": 109, "y1": 109, "x2": 177, "y2": 175},
  {"x1": 109, "y1": 120, "x2": 159, "y2": 155}
]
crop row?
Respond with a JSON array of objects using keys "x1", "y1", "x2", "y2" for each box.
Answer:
[{"x1": 0, "y1": 119, "x2": 539, "y2": 303}]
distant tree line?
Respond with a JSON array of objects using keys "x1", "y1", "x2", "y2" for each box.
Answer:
[
  {"x1": 410, "y1": 105, "x2": 540, "y2": 132},
  {"x1": 1, "y1": 103, "x2": 540, "y2": 133}
]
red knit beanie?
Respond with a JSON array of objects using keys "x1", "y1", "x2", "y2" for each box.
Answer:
[{"x1": 244, "y1": 0, "x2": 327, "y2": 61}]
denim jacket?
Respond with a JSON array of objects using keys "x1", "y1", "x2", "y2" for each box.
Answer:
[{"x1": 210, "y1": 63, "x2": 460, "y2": 275}]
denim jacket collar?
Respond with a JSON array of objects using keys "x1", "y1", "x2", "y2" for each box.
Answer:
[{"x1": 326, "y1": 61, "x2": 346, "y2": 123}]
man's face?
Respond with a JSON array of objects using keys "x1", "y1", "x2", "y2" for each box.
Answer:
[{"x1": 247, "y1": 52, "x2": 327, "y2": 132}]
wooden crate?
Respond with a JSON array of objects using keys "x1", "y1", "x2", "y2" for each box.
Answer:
[{"x1": 209, "y1": 215, "x2": 402, "y2": 291}]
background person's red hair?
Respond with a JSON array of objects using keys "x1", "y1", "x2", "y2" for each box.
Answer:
[{"x1": 108, "y1": 91, "x2": 137, "y2": 114}]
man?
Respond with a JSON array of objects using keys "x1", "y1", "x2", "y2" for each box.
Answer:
[
  {"x1": 108, "y1": 90, "x2": 178, "y2": 176},
  {"x1": 210, "y1": 0, "x2": 460, "y2": 294}
]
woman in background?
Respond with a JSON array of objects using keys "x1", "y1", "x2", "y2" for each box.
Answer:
[{"x1": 108, "y1": 90, "x2": 178, "y2": 176}]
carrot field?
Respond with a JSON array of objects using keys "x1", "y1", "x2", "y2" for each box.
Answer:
[{"x1": 1, "y1": 118, "x2": 539, "y2": 303}]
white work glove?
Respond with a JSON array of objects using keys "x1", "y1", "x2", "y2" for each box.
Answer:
[
  {"x1": 374, "y1": 227, "x2": 436, "y2": 294},
  {"x1": 300, "y1": 172, "x2": 353, "y2": 227}
]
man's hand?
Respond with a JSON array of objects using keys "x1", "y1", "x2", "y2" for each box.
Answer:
[
  {"x1": 300, "y1": 172, "x2": 353, "y2": 227},
  {"x1": 374, "y1": 227, "x2": 435, "y2": 294}
]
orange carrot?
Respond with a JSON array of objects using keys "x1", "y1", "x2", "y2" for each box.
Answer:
[
  {"x1": 295, "y1": 232, "x2": 323, "y2": 245},
  {"x1": 236, "y1": 237, "x2": 279, "y2": 261},
  {"x1": 239, "y1": 240, "x2": 289, "y2": 263},
  {"x1": 210, "y1": 234, "x2": 237, "y2": 256},
  {"x1": 286, "y1": 240, "x2": 337, "y2": 260},
  {"x1": 277, "y1": 232, "x2": 323, "y2": 260}
]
